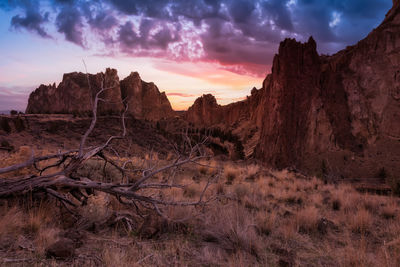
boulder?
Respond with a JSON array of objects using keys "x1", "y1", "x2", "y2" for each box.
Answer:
[{"x1": 45, "y1": 238, "x2": 75, "y2": 259}]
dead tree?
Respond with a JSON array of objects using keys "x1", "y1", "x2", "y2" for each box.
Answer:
[{"x1": 0, "y1": 73, "x2": 216, "y2": 221}]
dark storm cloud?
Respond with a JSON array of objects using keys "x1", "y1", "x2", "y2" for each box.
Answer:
[
  {"x1": 1, "y1": 0, "x2": 394, "y2": 75},
  {"x1": 2, "y1": 0, "x2": 52, "y2": 38},
  {"x1": 261, "y1": 0, "x2": 293, "y2": 31},
  {"x1": 87, "y1": 11, "x2": 118, "y2": 30},
  {"x1": 55, "y1": 6, "x2": 84, "y2": 46},
  {"x1": 118, "y1": 21, "x2": 139, "y2": 49},
  {"x1": 11, "y1": 9, "x2": 51, "y2": 38},
  {"x1": 228, "y1": 0, "x2": 256, "y2": 23},
  {"x1": 292, "y1": 0, "x2": 392, "y2": 43},
  {"x1": 118, "y1": 18, "x2": 179, "y2": 52}
]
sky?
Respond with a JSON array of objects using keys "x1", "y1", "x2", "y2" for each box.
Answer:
[{"x1": 0, "y1": 0, "x2": 393, "y2": 111}]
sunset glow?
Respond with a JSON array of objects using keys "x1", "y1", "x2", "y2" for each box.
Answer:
[{"x1": 0, "y1": 0, "x2": 392, "y2": 111}]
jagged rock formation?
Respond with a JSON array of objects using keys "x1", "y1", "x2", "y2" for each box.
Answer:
[
  {"x1": 26, "y1": 69, "x2": 174, "y2": 120},
  {"x1": 120, "y1": 72, "x2": 174, "y2": 120},
  {"x1": 26, "y1": 68, "x2": 123, "y2": 115},
  {"x1": 184, "y1": 89, "x2": 264, "y2": 158},
  {"x1": 185, "y1": 88, "x2": 264, "y2": 127},
  {"x1": 186, "y1": 1, "x2": 400, "y2": 178}
]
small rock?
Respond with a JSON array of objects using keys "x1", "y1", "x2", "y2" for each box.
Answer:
[
  {"x1": 45, "y1": 238, "x2": 75, "y2": 259},
  {"x1": 317, "y1": 217, "x2": 337, "y2": 234}
]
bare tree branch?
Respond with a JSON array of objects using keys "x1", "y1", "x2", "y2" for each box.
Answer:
[{"x1": 0, "y1": 149, "x2": 79, "y2": 175}]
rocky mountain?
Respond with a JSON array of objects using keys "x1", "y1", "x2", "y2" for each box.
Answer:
[
  {"x1": 26, "y1": 69, "x2": 174, "y2": 121},
  {"x1": 185, "y1": 1, "x2": 400, "y2": 178},
  {"x1": 120, "y1": 72, "x2": 174, "y2": 120}
]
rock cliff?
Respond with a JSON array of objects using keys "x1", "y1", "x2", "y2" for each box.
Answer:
[
  {"x1": 186, "y1": 1, "x2": 400, "y2": 178},
  {"x1": 120, "y1": 72, "x2": 174, "y2": 120},
  {"x1": 26, "y1": 68, "x2": 123, "y2": 115},
  {"x1": 26, "y1": 69, "x2": 174, "y2": 120}
]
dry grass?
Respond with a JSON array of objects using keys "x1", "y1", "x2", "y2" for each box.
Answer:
[
  {"x1": 1, "y1": 154, "x2": 400, "y2": 266},
  {"x1": 295, "y1": 206, "x2": 319, "y2": 233},
  {"x1": 223, "y1": 162, "x2": 239, "y2": 184},
  {"x1": 349, "y1": 208, "x2": 373, "y2": 233},
  {"x1": 381, "y1": 199, "x2": 398, "y2": 220}
]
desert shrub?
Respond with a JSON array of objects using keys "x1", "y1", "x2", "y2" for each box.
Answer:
[
  {"x1": 255, "y1": 211, "x2": 276, "y2": 236},
  {"x1": 376, "y1": 167, "x2": 387, "y2": 180},
  {"x1": 225, "y1": 172, "x2": 236, "y2": 185},
  {"x1": 198, "y1": 204, "x2": 261, "y2": 257},
  {"x1": 350, "y1": 208, "x2": 372, "y2": 233},
  {"x1": 1, "y1": 139, "x2": 10, "y2": 147},
  {"x1": 208, "y1": 142, "x2": 228, "y2": 156},
  {"x1": 0, "y1": 139, "x2": 14, "y2": 151},
  {"x1": 381, "y1": 202, "x2": 397, "y2": 219},
  {"x1": 388, "y1": 176, "x2": 400, "y2": 196},
  {"x1": 295, "y1": 206, "x2": 319, "y2": 233},
  {"x1": 285, "y1": 195, "x2": 303, "y2": 206},
  {"x1": 332, "y1": 199, "x2": 341, "y2": 211},
  {"x1": 234, "y1": 184, "x2": 249, "y2": 201},
  {"x1": 79, "y1": 193, "x2": 111, "y2": 222},
  {"x1": 223, "y1": 163, "x2": 239, "y2": 185},
  {"x1": 244, "y1": 164, "x2": 259, "y2": 181},
  {"x1": 233, "y1": 140, "x2": 245, "y2": 160},
  {"x1": 13, "y1": 117, "x2": 25, "y2": 132},
  {"x1": 1, "y1": 118, "x2": 11, "y2": 133},
  {"x1": 46, "y1": 121, "x2": 60, "y2": 133},
  {"x1": 10, "y1": 110, "x2": 18, "y2": 115},
  {"x1": 215, "y1": 181, "x2": 225, "y2": 195},
  {"x1": 183, "y1": 185, "x2": 198, "y2": 198},
  {"x1": 199, "y1": 165, "x2": 208, "y2": 175}
]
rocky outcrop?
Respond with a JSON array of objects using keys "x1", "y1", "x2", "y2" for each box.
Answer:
[
  {"x1": 185, "y1": 88, "x2": 265, "y2": 159},
  {"x1": 186, "y1": 2, "x2": 400, "y2": 178},
  {"x1": 26, "y1": 69, "x2": 174, "y2": 120},
  {"x1": 120, "y1": 72, "x2": 174, "y2": 120},
  {"x1": 256, "y1": 37, "x2": 323, "y2": 168},
  {"x1": 185, "y1": 88, "x2": 264, "y2": 128},
  {"x1": 26, "y1": 68, "x2": 123, "y2": 115}
]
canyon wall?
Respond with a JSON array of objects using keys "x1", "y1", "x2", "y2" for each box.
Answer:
[{"x1": 186, "y1": 1, "x2": 400, "y2": 178}]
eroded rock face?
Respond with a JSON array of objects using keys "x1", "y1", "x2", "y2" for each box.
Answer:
[
  {"x1": 186, "y1": 2, "x2": 400, "y2": 178},
  {"x1": 26, "y1": 68, "x2": 123, "y2": 115},
  {"x1": 26, "y1": 69, "x2": 174, "y2": 120},
  {"x1": 120, "y1": 72, "x2": 174, "y2": 120}
]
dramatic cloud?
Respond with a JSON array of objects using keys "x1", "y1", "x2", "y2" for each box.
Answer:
[
  {"x1": 55, "y1": 6, "x2": 85, "y2": 46},
  {"x1": 5, "y1": 0, "x2": 51, "y2": 38},
  {"x1": 0, "y1": 0, "x2": 393, "y2": 76}
]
